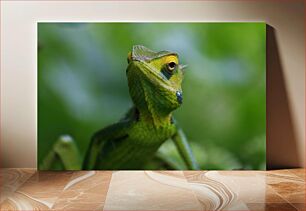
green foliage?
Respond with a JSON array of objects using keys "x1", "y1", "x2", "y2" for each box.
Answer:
[{"x1": 38, "y1": 23, "x2": 266, "y2": 170}]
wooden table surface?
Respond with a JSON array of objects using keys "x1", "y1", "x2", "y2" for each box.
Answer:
[{"x1": 0, "y1": 169, "x2": 304, "y2": 210}]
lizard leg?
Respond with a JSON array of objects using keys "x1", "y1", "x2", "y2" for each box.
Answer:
[
  {"x1": 172, "y1": 128, "x2": 200, "y2": 170},
  {"x1": 39, "y1": 135, "x2": 82, "y2": 170},
  {"x1": 82, "y1": 121, "x2": 131, "y2": 170}
]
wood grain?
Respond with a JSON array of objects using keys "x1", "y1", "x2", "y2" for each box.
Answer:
[
  {"x1": 104, "y1": 171, "x2": 202, "y2": 210},
  {"x1": 52, "y1": 171, "x2": 112, "y2": 210},
  {"x1": 0, "y1": 169, "x2": 304, "y2": 210}
]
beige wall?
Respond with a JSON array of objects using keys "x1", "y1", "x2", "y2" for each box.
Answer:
[{"x1": 1, "y1": 1, "x2": 304, "y2": 168}]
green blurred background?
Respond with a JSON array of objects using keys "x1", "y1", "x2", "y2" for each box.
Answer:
[{"x1": 38, "y1": 23, "x2": 266, "y2": 170}]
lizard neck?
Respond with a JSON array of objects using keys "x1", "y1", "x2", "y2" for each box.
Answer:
[
  {"x1": 128, "y1": 72, "x2": 178, "y2": 128},
  {"x1": 138, "y1": 107, "x2": 172, "y2": 128}
]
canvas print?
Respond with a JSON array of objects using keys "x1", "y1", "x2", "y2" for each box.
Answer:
[{"x1": 38, "y1": 23, "x2": 266, "y2": 170}]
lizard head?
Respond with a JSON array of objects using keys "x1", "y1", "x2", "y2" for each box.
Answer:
[{"x1": 126, "y1": 45, "x2": 186, "y2": 117}]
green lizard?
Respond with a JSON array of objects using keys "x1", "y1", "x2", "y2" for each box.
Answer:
[{"x1": 40, "y1": 45, "x2": 199, "y2": 170}]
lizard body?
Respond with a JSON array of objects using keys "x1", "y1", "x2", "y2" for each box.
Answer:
[{"x1": 40, "y1": 45, "x2": 199, "y2": 170}]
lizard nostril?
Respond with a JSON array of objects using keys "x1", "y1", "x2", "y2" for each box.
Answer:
[{"x1": 176, "y1": 91, "x2": 183, "y2": 104}]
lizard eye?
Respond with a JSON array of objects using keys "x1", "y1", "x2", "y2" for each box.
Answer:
[{"x1": 167, "y1": 62, "x2": 177, "y2": 72}]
